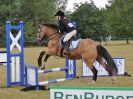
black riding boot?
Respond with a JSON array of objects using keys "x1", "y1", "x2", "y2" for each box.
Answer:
[{"x1": 63, "y1": 41, "x2": 70, "y2": 56}]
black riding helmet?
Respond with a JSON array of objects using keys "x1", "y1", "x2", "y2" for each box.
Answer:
[{"x1": 54, "y1": 10, "x2": 65, "y2": 17}]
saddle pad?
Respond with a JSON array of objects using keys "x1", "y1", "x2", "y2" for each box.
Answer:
[{"x1": 69, "y1": 39, "x2": 80, "y2": 49}]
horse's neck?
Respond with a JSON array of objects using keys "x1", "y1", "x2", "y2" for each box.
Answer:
[
  {"x1": 47, "y1": 31, "x2": 63, "y2": 56},
  {"x1": 47, "y1": 32, "x2": 61, "y2": 49},
  {"x1": 47, "y1": 31, "x2": 60, "y2": 42}
]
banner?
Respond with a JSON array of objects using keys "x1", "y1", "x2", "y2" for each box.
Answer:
[
  {"x1": 82, "y1": 58, "x2": 125, "y2": 76},
  {"x1": 50, "y1": 86, "x2": 133, "y2": 99}
]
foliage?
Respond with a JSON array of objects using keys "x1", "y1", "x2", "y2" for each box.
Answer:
[
  {"x1": 0, "y1": 0, "x2": 133, "y2": 47},
  {"x1": 54, "y1": 0, "x2": 68, "y2": 11},
  {"x1": 0, "y1": 0, "x2": 56, "y2": 47},
  {"x1": 70, "y1": 2, "x2": 107, "y2": 40},
  {"x1": 69, "y1": 0, "x2": 133, "y2": 43},
  {"x1": 105, "y1": 0, "x2": 133, "y2": 43}
]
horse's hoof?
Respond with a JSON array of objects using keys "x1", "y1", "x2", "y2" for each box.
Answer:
[
  {"x1": 112, "y1": 79, "x2": 117, "y2": 84},
  {"x1": 38, "y1": 64, "x2": 42, "y2": 68},
  {"x1": 112, "y1": 81, "x2": 117, "y2": 84},
  {"x1": 111, "y1": 76, "x2": 117, "y2": 84},
  {"x1": 111, "y1": 76, "x2": 117, "y2": 81},
  {"x1": 40, "y1": 66, "x2": 45, "y2": 70},
  {"x1": 91, "y1": 80, "x2": 96, "y2": 84},
  {"x1": 39, "y1": 62, "x2": 46, "y2": 70}
]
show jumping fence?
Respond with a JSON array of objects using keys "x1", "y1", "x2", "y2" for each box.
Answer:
[
  {"x1": 6, "y1": 21, "x2": 25, "y2": 87},
  {"x1": 25, "y1": 59, "x2": 76, "y2": 90}
]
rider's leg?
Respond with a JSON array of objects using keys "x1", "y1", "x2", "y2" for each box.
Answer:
[
  {"x1": 63, "y1": 30, "x2": 77, "y2": 55},
  {"x1": 63, "y1": 30, "x2": 77, "y2": 42},
  {"x1": 63, "y1": 41, "x2": 70, "y2": 56}
]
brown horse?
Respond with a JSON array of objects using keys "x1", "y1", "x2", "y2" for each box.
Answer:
[{"x1": 37, "y1": 23, "x2": 118, "y2": 83}]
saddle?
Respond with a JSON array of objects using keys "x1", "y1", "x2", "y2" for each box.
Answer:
[
  {"x1": 60, "y1": 35, "x2": 80, "y2": 57},
  {"x1": 60, "y1": 35, "x2": 80, "y2": 50}
]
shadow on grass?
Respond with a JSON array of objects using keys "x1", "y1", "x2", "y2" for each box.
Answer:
[
  {"x1": 0, "y1": 86, "x2": 7, "y2": 88},
  {"x1": 21, "y1": 86, "x2": 50, "y2": 91}
]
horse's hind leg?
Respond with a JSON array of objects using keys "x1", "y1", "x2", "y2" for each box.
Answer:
[
  {"x1": 96, "y1": 56, "x2": 117, "y2": 83},
  {"x1": 83, "y1": 59, "x2": 98, "y2": 83},
  {"x1": 96, "y1": 56, "x2": 111, "y2": 75},
  {"x1": 91, "y1": 66, "x2": 98, "y2": 82}
]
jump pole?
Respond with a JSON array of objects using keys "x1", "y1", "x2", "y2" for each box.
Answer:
[
  {"x1": 0, "y1": 51, "x2": 16, "y2": 66},
  {"x1": 25, "y1": 59, "x2": 76, "y2": 90},
  {"x1": 0, "y1": 51, "x2": 7, "y2": 65},
  {"x1": 6, "y1": 21, "x2": 24, "y2": 87}
]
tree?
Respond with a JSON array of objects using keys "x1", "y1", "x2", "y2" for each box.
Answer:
[
  {"x1": 105, "y1": 0, "x2": 133, "y2": 43},
  {"x1": 54, "y1": 0, "x2": 68, "y2": 11},
  {"x1": 70, "y1": 2, "x2": 106, "y2": 40},
  {"x1": 0, "y1": 0, "x2": 56, "y2": 47}
]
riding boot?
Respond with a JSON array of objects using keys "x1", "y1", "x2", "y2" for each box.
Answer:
[{"x1": 64, "y1": 41, "x2": 70, "y2": 56}]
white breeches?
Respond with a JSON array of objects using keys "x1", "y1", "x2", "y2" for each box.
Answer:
[{"x1": 63, "y1": 30, "x2": 77, "y2": 42}]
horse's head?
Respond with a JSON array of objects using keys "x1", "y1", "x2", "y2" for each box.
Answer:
[
  {"x1": 37, "y1": 23, "x2": 60, "y2": 43},
  {"x1": 37, "y1": 24, "x2": 47, "y2": 43}
]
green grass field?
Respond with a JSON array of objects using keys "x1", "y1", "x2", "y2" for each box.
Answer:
[{"x1": 0, "y1": 41, "x2": 133, "y2": 99}]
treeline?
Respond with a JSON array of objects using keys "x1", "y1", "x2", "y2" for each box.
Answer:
[
  {"x1": 0, "y1": 0, "x2": 133, "y2": 47},
  {"x1": 0, "y1": 0, "x2": 67, "y2": 47},
  {"x1": 71, "y1": 0, "x2": 133, "y2": 43}
]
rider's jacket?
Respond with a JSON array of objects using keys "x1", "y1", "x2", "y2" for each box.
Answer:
[{"x1": 58, "y1": 18, "x2": 76, "y2": 34}]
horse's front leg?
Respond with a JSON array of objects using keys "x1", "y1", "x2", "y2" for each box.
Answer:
[
  {"x1": 38, "y1": 51, "x2": 46, "y2": 67},
  {"x1": 38, "y1": 51, "x2": 50, "y2": 70},
  {"x1": 41, "y1": 54, "x2": 50, "y2": 70}
]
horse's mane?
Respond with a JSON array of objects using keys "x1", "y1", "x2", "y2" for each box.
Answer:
[{"x1": 43, "y1": 23, "x2": 59, "y2": 30}]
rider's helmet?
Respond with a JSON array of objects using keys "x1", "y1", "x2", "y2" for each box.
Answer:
[{"x1": 54, "y1": 10, "x2": 65, "y2": 17}]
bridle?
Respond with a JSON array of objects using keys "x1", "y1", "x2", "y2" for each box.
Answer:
[{"x1": 47, "y1": 31, "x2": 61, "y2": 40}]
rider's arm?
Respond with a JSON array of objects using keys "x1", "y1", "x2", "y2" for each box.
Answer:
[
  {"x1": 59, "y1": 18, "x2": 76, "y2": 33},
  {"x1": 59, "y1": 20, "x2": 66, "y2": 33}
]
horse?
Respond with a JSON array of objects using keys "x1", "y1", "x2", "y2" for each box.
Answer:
[{"x1": 37, "y1": 23, "x2": 118, "y2": 83}]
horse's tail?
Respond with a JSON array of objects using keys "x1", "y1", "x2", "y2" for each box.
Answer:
[{"x1": 97, "y1": 45, "x2": 118, "y2": 75}]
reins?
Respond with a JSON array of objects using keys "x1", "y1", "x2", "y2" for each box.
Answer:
[{"x1": 47, "y1": 31, "x2": 61, "y2": 40}]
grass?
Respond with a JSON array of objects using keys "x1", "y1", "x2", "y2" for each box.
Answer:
[{"x1": 0, "y1": 41, "x2": 133, "y2": 99}]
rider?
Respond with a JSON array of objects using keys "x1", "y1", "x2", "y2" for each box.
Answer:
[{"x1": 54, "y1": 10, "x2": 77, "y2": 56}]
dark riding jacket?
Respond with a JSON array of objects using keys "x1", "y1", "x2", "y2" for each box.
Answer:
[{"x1": 58, "y1": 18, "x2": 76, "y2": 34}]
